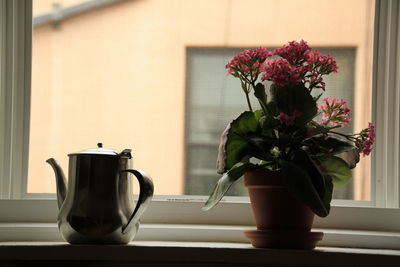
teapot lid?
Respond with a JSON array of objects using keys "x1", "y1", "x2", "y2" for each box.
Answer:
[{"x1": 68, "y1": 143, "x2": 124, "y2": 156}]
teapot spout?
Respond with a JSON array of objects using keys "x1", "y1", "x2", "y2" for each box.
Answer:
[{"x1": 46, "y1": 158, "x2": 67, "y2": 210}]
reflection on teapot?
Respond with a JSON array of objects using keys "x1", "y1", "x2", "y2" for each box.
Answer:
[{"x1": 46, "y1": 143, "x2": 154, "y2": 244}]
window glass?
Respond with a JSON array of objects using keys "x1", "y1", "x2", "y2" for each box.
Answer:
[{"x1": 29, "y1": 0, "x2": 374, "y2": 200}]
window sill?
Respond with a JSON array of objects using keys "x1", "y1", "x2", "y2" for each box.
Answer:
[
  {"x1": 1, "y1": 223, "x2": 400, "y2": 250},
  {"x1": 1, "y1": 200, "x2": 400, "y2": 251},
  {"x1": 0, "y1": 241, "x2": 399, "y2": 267}
]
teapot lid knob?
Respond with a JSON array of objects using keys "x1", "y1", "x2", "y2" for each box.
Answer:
[{"x1": 97, "y1": 143, "x2": 103, "y2": 148}]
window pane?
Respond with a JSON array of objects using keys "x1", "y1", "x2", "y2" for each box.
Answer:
[{"x1": 29, "y1": 0, "x2": 374, "y2": 200}]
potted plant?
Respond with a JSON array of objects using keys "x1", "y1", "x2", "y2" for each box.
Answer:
[{"x1": 202, "y1": 40, "x2": 376, "y2": 249}]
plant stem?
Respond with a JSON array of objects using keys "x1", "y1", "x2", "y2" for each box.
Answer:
[
  {"x1": 240, "y1": 79, "x2": 253, "y2": 112},
  {"x1": 245, "y1": 92, "x2": 253, "y2": 112}
]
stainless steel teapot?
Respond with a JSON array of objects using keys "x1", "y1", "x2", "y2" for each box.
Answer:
[{"x1": 46, "y1": 143, "x2": 154, "y2": 244}]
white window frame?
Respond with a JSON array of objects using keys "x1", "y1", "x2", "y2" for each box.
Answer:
[
  {"x1": 1, "y1": 0, "x2": 400, "y2": 249},
  {"x1": 372, "y1": 0, "x2": 400, "y2": 208},
  {"x1": 0, "y1": 0, "x2": 31, "y2": 200}
]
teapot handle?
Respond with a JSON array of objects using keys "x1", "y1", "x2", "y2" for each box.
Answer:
[{"x1": 121, "y1": 169, "x2": 154, "y2": 234}]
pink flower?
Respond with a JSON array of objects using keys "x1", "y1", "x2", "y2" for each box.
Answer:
[
  {"x1": 304, "y1": 69, "x2": 325, "y2": 90},
  {"x1": 261, "y1": 59, "x2": 304, "y2": 86},
  {"x1": 260, "y1": 41, "x2": 338, "y2": 90},
  {"x1": 274, "y1": 40, "x2": 311, "y2": 65},
  {"x1": 361, "y1": 123, "x2": 376, "y2": 156},
  {"x1": 319, "y1": 54, "x2": 338, "y2": 74},
  {"x1": 306, "y1": 50, "x2": 320, "y2": 65},
  {"x1": 301, "y1": 50, "x2": 338, "y2": 90},
  {"x1": 226, "y1": 41, "x2": 339, "y2": 94},
  {"x1": 275, "y1": 110, "x2": 302, "y2": 126},
  {"x1": 353, "y1": 123, "x2": 376, "y2": 157},
  {"x1": 318, "y1": 97, "x2": 351, "y2": 127},
  {"x1": 306, "y1": 50, "x2": 338, "y2": 74},
  {"x1": 225, "y1": 48, "x2": 272, "y2": 80}
]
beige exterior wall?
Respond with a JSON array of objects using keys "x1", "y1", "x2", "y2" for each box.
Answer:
[{"x1": 30, "y1": 0, "x2": 374, "y2": 199}]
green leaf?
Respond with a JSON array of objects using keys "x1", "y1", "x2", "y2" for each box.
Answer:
[
  {"x1": 234, "y1": 133, "x2": 276, "y2": 162},
  {"x1": 310, "y1": 135, "x2": 355, "y2": 155},
  {"x1": 321, "y1": 175, "x2": 333, "y2": 215},
  {"x1": 270, "y1": 83, "x2": 317, "y2": 126},
  {"x1": 320, "y1": 156, "x2": 352, "y2": 187},
  {"x1": 260, "y1": 115, "x2": 279, "y2": 137},
  {"x1": 280, "y1": 160, "x2": 329, "y2": 217},
  {"x1": 306, "y1": 122, "x2": 335, "y2": 136},
  {"x1": 217, "y1": 110, "x2": 263, "y2": 173},
  {"x1": 202, "y1": 163, "x2": 254, "y2": 211},
  {"x1": 265, "y1": 101, "x2": 278, "y2": 116},
  {"x1": 254, "y1": 83, "x2": 268, "y2": 115},
  {"x1": 337, "y1": 148, "x2": 360, "y2": 169},
  {"x1": 292, "y1": 149, "x2": 325, "y2": 199}
]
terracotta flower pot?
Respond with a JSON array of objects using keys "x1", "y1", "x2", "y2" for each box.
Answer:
[{"x1": 244, "y1": 169, "x2": 323, "y2": 249}]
